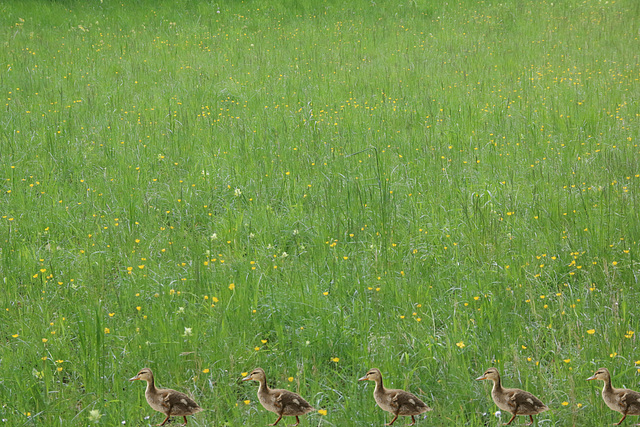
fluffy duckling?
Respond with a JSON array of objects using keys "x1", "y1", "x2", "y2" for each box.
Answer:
[
  {"x1": 587, "y1": 367, "x2": 640, "y2": 425},
  {"x1": 476, "y1": 367, "x2": 548, "y2": 425},
  {"x1": 242, "y1": 367, "x2": 315, "y2": 426},
  {"x1": 129, "y1": 368, "x2": 202, "y2": 426},
  {"x1": 359, "y1": 368, "x2": 432, "y2": 426}
]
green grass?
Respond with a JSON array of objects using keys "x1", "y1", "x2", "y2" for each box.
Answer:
[{"x1": 1, "y1": 0, "x2": 639, "y2": 425}]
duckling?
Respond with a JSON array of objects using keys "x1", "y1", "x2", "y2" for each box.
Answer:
[
  {"x1": 476, "y1": 367, "x2": 548, "y2": 425},
  {"x1": 587, "y1": 367, "x2": 640, "y2": 425},
  {"x1": 129, "y1": 368, "x2": 202, "y2": 426},
  {"x1": 242, "y1": 367, "x2": 315, "y2": 426},
  {"x1": 359, "y1": 368, "x2": 432, "y2": 426}
]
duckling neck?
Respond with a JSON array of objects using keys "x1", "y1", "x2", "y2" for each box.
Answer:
[
  {"x1": 602, "y1": 377, "x2": 614, "y2": 394},
  {"x1": 258, "y1": 379, "x2": 270, "y2": 395},
  {"x1": 145, "y1": 377, "x2": 158, "y2": 395},
  {"x1": 373, "y1": 377, "x2": 385, "y2": 394},
  {"x1": 491, "y1": 377, "x2": 504, "y2": 394}
]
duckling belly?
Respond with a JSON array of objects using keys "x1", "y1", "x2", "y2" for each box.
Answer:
[
  {"x1": 603, "y1": 394, "x2": 626, "y2": 414},
  {"x1": 374, "y1": 395, "x2": 397, "y2": 414},
  {"x1": 146, "y1": 395, "x2": 169, "y2": 414},
  {"x1": 258, "y1": 396, "x2": 281, "y2": 414},
  {"x1": 493, "y1": 399, "x2": 516, "y2": 414}
]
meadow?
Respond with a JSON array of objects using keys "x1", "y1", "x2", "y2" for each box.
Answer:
[{"x1": 1, "y1": 0, "x2": 639, "y2": 425}]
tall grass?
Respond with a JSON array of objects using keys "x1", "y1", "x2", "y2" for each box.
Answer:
[{"x1": 1, "y1": 0, "x2": 639, "y2": 425}]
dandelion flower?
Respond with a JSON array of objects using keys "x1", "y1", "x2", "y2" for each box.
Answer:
[
  {"x1": 456, "y1": 341, "x2": 465, "y2": 349},
  {"x1": 331, "y1": 357, "x2": 339, "y2": 363},
  {"x1": 318, "y1": 409, "x2": 327, "y2": 416},
  {"x1": 587, "y1": 329, "x2": 595, "y2": 335}
]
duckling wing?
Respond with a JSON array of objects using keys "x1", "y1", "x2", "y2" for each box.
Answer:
[
  {"x1": 391, "y1": 390, "x2": 432, "y2": 415},
  {"x1": 161, "y1": 389, "x2": 202, "y2": 415},
  {"x1": 275, "y1": 389, "x2": 315, "y2": 415},
  {"x1": 508, "y1": 390, "x2": 548, "y2": 415},
  {"x1": 620, "y1": 390, "x2": 640, "y2": 414}
]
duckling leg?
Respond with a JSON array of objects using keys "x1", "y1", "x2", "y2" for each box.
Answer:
[
  {"x1": 181, "y1": 415, "x2": 189, "y2": 426},
  {"x1": 409, "y1": 415, "x2": 417, "y2": 426},
  {"x1": 503, "y1": 413, "x2": 517, "y2": 425},
  {"x1": 385, "y1": 414, "x2": 399, "y2": 425},
  {"x1": 525, "y1": 415, "x2": 534, "y2": 426},
  {"x1": 269, "y1": 414, "x2": 283, "y2": 426},
  {"x1": 156, "y1": 414, "x2": 171, "y2": 426},
  {"x1": 291, "y1": 416, "x2": 301, "y2": 426},
  {"x1": 614, "y1": 413, "x2": 627, "y2": 425}
]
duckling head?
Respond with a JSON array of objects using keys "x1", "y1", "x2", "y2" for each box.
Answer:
[
  {"x1": 587, "y1": 368, "x2": 610, "y2": 382},
  {"x1": 476, "y1": 367, "x2": 500, "y2": 382},
  {"x1": 358, "y1": 368, "x2": 383, "y2": 382},
  {"x1": 129, "y1": 368, "x2": 153, "y2": 382},
  {"x1": 242, "y1": 368, "x2": 267, "y2": 383}
]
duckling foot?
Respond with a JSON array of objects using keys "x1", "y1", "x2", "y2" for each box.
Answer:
[
  {"x1": 269, "y1": 414, "x2": 283, "y2": 426},
  {"x1": 614, "y1": 414, "x2": 627, "y2": 425},
  {"x1": 385, "y1": 414, "x2": 399, "y2": 425},
  {"x1": 503, "y1": 413, "x2": 517, "y2": 425},
  {"x1": 156, "y1": 414, "x2": 171, "y2": 426}
]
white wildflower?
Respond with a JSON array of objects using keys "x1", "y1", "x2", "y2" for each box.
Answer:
[{"x1": 88, "y1": 409, "x2": 102, "y2": 423}]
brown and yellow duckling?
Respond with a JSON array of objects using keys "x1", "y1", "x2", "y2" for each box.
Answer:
[
  {"x1": 476, "y1": 367, "x2": 548, "y2": 425},
  {"x1": 242, "y1": 367, "x2": 315, "y2": 426},
  {"x1": 587, "y1": 367, "x2": 640, "y2": 425},
  {"x1": 359, "y1": 368, "x2": 432, "y2": 426},
  {"x1": 129, "y1": 368, "x2": 202, "y2": 426}
]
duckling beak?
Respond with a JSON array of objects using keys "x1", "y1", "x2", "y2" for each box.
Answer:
[
  {"x1": 586, "y1": 374, "x2": 597, "y2": 381},
  {"x1": 358, "y1": 375, "x2": 368, "y2": 381},
  {"x1": 475, "y1": 375, "x2": 487, "y2": 381},
  {"x1": 128, "y1": 374, "x2": 140, "y2": 381},
  {"x1": 241, "y1": 375, "x2": 252, "y2": 382}
]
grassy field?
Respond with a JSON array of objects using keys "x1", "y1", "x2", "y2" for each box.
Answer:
[{"x1": 1, "y1": 0, "x2": 640, "y2": 425}]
